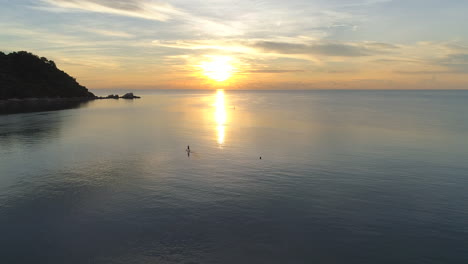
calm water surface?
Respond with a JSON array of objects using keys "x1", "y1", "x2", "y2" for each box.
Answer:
[{"x1": 1, "y1": 90, "x2": 468, "y2": 263}]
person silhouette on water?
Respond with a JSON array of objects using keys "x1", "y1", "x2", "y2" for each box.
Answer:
[{"x1": 186, "y1": 145, "x2": 190, "y2": 156}]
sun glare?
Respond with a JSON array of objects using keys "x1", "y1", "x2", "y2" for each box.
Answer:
[
  {"x1": 199, "y1": 56, "x2": 234, "y2": 82},
  {"x1": 214, "y1": 89, "x2": 227, "y2": 145}
]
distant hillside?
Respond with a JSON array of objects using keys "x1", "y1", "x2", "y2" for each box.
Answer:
[{"x1": 0, "y1": 51, "x2": 95, "y2": 99}]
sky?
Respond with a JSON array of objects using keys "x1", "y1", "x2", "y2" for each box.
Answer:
[{"x1": 1, "y1": 0, "x2": 468, "y2": 89}]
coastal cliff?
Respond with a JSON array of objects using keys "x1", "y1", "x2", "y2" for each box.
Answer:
[{"x1": 0, "y1": 51, "x2": 95, "y2": 99}]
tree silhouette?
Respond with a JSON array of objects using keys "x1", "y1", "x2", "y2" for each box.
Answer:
[{"x1": 0, "y1": 51, "x2": 95, "y2": 99}]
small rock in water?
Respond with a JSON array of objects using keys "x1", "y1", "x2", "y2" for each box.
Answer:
[
  {"x1": 121, "y1": 93, "x2": 141, "y2": 99},
  {"x1": 106, "y1": 94, "x2": 119, "y2": 99}
]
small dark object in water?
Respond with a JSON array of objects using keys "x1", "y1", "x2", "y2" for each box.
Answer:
[
  {"x1": 121, "y1": 93, "x2": 141, "y2": 99},
  {"x1": 259, "y1": 156, "x2": 262, "y2": 159}
]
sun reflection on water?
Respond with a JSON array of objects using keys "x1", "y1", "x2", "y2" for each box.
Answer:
[{"x1": 214, "y1": 89, "x2": 227, "y2": 145}]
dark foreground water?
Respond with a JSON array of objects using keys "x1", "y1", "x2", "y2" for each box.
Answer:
[{"x1": 1, "y1": 90, "x2": 468, "y2": 263}]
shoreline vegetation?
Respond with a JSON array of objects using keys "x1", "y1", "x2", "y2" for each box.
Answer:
[{"x1": 0, "y1": 51, "x2": 139, "y2": 114}]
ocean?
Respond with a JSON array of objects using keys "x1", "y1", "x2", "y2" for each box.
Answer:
[{"x1": 1, "y1": 90, "x2": 468, "y2": 263}]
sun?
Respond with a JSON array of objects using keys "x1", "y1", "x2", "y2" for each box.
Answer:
[{"x1": 198, "y1": 56, "x2": 234, "y2": 82}]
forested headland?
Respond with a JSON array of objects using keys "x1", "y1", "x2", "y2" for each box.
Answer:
[{"x1": 0, "y1": 51, "x2": 95, "y2": 99}]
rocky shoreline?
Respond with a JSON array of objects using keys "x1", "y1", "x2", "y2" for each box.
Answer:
[
  {"x1": 98, "y1": 93, "x2": 141, "y2": 99},
  {"x1": 0, "y1": 92, "x2": 141, "y2": 115}
]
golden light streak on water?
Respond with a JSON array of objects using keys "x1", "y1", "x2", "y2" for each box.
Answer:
[{"x1": 214, "y1": 89, "x2": 227, "y2": 145}]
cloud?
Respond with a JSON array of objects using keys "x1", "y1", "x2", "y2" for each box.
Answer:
[
  {"x1": 78, "y1": 28, "x2": 135, "y2": 38},
  {"x1": 443, "y1": 43, "x2": 468, "y2": 53},
  {"x1": 244, "y1": 69, "x2": 304, "y2": 73},
  {"x1": 250, "y1": 41, "x2": 374, "y2": 57},
  {"x1": 394, "y1": 70, "x2": 455, "y2": 75},
  {"x1": 150, "y1": 38, "x2": 404, "y2": 64},
  {"x1": 39, "y1": 0, "x2": 182, "y2": 21},
  {"x1": 379, "y1": 42, "x2": 468, "y2": 75},
  {"x1": 373, "y1": 58, "x2": 421, "y2": 64},
  {"x1": 37, "y1": 0, "x2": 245, "y2": 37},
  {"x1": 364, "y1": 42, "x2": 400, "y2": 50},
  {"x1": 390, "y1": 53, "x2": 468, "y2": 75},
  {"x1": 437, "y1": 53, "x2": 468, "y2": 73},
  {"x1": 151, "y1": 40, "x2": 255, "y2": 54},
  {"x1": 339, "y1": 0, "x2": 393, "y2": 8}
]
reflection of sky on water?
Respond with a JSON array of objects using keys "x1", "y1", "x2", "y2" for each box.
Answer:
[{"x1": 1, "y1": 90, "x2": 468, "y2": 263}]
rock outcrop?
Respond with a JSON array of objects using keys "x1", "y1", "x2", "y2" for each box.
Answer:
[
  {"x1": 106, "y1": 94, "x2": 119, "y2": 99},
  {"x1": 121, "y1": 93, "x2": 141, "y2": 99}
]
